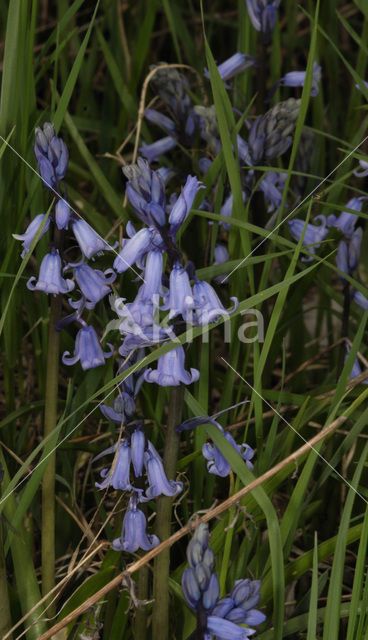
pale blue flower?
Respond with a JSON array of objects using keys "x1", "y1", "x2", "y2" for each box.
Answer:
[
  {"x1": 13, "y1": 213, "x2": 50, "y2": 258},
  {"x1": 140, "y1": 136, "x2": 178, "y2": 164},
  {"x1": 112, "y1": 493, "x2": 160, "y2": 553},
  {"x1": 161, "y1": 264, "x2": 195, "y2": 322},
  {"x1": 205, "y1": 53, "x2": 256, "y2": 84},
  {"x1": 207, "y1": 616, "x2": 256, "y2": 638},
  {"x1": 245, "y1": 0, "x2": 281, "y2": 39},
  {"x1": 193, "y1": 280, "x2": 238, "y2": 325},
  {"x1": 72, "y1": 219, "x2": 110, "y2": 258},
  {"x1": 27, "y1": 249, "x2": 74, "y2": 295},
  {"x1": 326, "y1": 197, "x2": 366, "y2": 239},
  {"x1": 62, "y1": 324, "x2": 113, "y2": 370},
  {"x1": 55, "y1": 199, "x2": 71, "y2": 230},
  {"x1": 73, "y1": 263, "x2": 116, "y2": 304},
  {"x1": 144, "y1": 345, "x2": 199, "y2": 387},
  {"x1": 143, "y1": 441, "x2": 182, "y2": 499},
  {"x1": 288, "y1": 214, "x2": 328, "y2": 260},
  {"x1": 168, "y1": 175, "x2": 204, "y2": 235},
  {"x1": 95, "y1": 439, "x2": 133, "y2": 491},
  {"x1": 113, "y1": 227, "x2": 153, "y2": 273},
  {"x1": 279, "y1": 61, "x2": 322, "y2": 97},
  {"x1": 354, "y1": 159, "x2": 368, "y2": 178}
]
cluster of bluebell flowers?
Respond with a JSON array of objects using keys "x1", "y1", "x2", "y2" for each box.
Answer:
[
  {"x1": 14, "y1": 123, "x2": 115, "y2": 371},
  {"x1": 182, "y1": 523, "x2": 266, "y2": 638},
  {"x1": 288, "y1": 196, "x2": 368, "y2": 310}
]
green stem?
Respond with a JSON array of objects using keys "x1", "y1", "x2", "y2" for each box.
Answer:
[
  {"x1": 0, "y1": 517, "x2": 12, "y2": 640},
  {"x1": 41, "y1": 293, "x2": 62, "y2": 616},
  {"x1": 152, "y1": 385, "x2": 184, "y2": 640},
  {"x1": 0, "y1": 450, "x2": 47, "y2": 640},
  {"x1": 133, "y1": 565, "x2": 149, "y2": 640},
  {"x1": 337, "y1": 282, "x2": 350, "y2": 378}
]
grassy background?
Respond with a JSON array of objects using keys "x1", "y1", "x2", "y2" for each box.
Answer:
[{"x1": 1, "y1": 1, "x2": 368, "y2": 638}]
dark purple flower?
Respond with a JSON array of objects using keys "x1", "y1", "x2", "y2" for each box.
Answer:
[
  {"x1": 27, "y1": 248, "x2": 74, "y2": 295},
  {"x1": 112, "y1": 493, "x2": 160, "y2": 553},
  {"x1": 144, "y1": 345, "x2": 199, "y2": 387},
  {"x1": 62, "y1": 323, "x2": 113, "y2": 370},
  {"x1": 13, "y1": 213, "x2": 50, "y2": 258}
]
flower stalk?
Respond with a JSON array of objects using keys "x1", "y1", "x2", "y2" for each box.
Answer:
[{"x1": 152, "y1": 384, "x2": 185, "y2": 640}]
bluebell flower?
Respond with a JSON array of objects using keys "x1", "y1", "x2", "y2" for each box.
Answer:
[
  {"x1": 354, "y1": 159, "x2": 368, "y2": 178},
  {"x1": 55, "y1": 199, "x2": 71, "y2": 230},
  {"x1": 13, "y1": 213, "x2": 50, "y2": 258},
  {"x1": 348, "y1": 227, "x2": 362, "y2": 272},
  {"x1": 203, "y1": 431, "x2": 254, "y2": 477},
  {"x1": 144, "y1": 345, "x2": 199, "y2": 387},
  {"x1": 95, "y1": 438, "x2": 133, "y2": 491},
  {"x1": 353, "y1": 290, "x2": 368, "y2": 310},
  {"x1": 34, "y1": 122, "x2": 69, "y2": 187},
  {"x1": 141, "y1": 250, "x2": 164, "y2": 301},
  {"x1": 161, "y1": 263, "x2": 195, "y2": 322},
  {"x1": 214, "y1": 245, "x2": 229, "y2": 266},
  {"x1": 143, "y1": 441, "x2": 182, "y2": 499},
  {"x1": 140, "y1": 136, "x2": 178, "y2": 164},
  {"x1": 168, "y1": 175, "x2": 204, "y2": 236},
  {"x1": 326, "y1": 197, "x2": 366, "y2": 239},
  {"x1": 113, "y1": 227, "x2": 153, "y2": 273},
  {"x1": 73, "y1": 262, "x2": 116, "y2": 305},
  {"x1": 193, "y1": 280, "x2": 238, "y2": 325},
  {"x1": 245, "y1": 0, "x2": 281, "y2": 40},
  {"x1": 72, "y1": 219, "x2": 110, "y2": 258},
  {"x1": 144, "y1": 108, "x2": 176, "y2": 133},
  {"x1": 344, "y1": 343, "x2": 368, "y2": 384},
  {"x1": 248, "y1": 98, "x2": 300, "y2": 165},
  {"x1": 131, "y1": 426, "x2": 145, "y2": 477},
  {"x1": 259, "y1": 171, "x2": 286, "y2": 212},
  {"x1": 336, "y1": 240, "x2": 349, "y2": 280},
  {"x1": 206, "y1": 616, "x2": 256, "y2": 639},
  {"x1": 279, "y1": 61, "x2": 322, "y2": 97},
  {"x1": 115, "y1": 287, "x2": 168, "y2": 349},
  {"x1": 62, "y1": 323, "x2": 113, "y2": 370},
  {"x1": 288, "y1": 214, "x2": 328, "y2": 260},
  {"x1": 27, "y1": 248, "x2": 74, "y2": 295},
  {"x1": 219, "y1": 193, "x2": 233, "y2": 231},
  {"x1": 204, "y1": 53, "x2": 256, "y2": 84},
  {"x1": 112, "y1": 493, "x2": 160, "y2": 553},
  {"x1": 100, "y1": 396, "x2": 126, "y2": 424}
]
